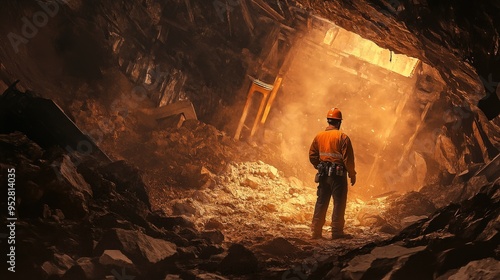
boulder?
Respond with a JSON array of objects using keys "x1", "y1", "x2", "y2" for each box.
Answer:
[
  {"x1": 341, "y1": 245, "x2": 427, "y2": 279},
  {"x1": 0, "y1": 132, "x2": 44, "y2": 161},
  {"x1": 41, "y1": 253, "x2": 76, "y2": 278},
  {"x1": 401, "y1": 215, "x2": 428, "y2": 229},
  {"x1": 266, "y1": 165, "x2": 279, "y2": 179},
  {"x1": 77, "y1": 163, "x2": 117, "y2": 198},
  {"x1": 201, "y1": 230, "x2": 225, "y2": 245},
  {"x1": 461, "y1": 175, "x2": 490, "y2": 200},
  {"x1": 434, "y1": 242, "x2": 496, "y2": 277},
  {"x1": 445, "y1": 258, "x2": 500, "y2": 280},
  {"x1": 192, "y1": 190, "x2": 211, "y2": 203},
  {"x1": 98, "y1": 160, "x2": 151, "y2": 209},
  {"x1": 218, "y1": 244, "x2": 259, "y2": 275},
  {"x1": 384, "y1": 191, "x2": 436, "y2": 225},
  {"x1": 204, "y1": 218, "x2": 225, "y2": 230},
  {"x1": 177, "y1": 246, "x2": 199, "y2": 260},
  {"x1": 148, "y1": 212, "x2": 195, "y2": 230},
  {"x1": 477, "y1": 212, "x2": 500, "y2": 242},
  {"x1": 94, "y1": 228, "x2": 177, "y2": 268},
  {"x1": 420, "y1": 182, "x2": 465, "y2": 208},
  {"x1": 357, "y1": 205, "x2": 388, "y2": 228},
  {"x1": 199, "y1": 244, "x2": 224, "y2": 259},
  {"x1": 256, "y1": 237, "x2": 300, "y2": 256},
  {"x1": 172, "y1": 200, "x2": 199, "y2": 217},
  {"x1": 434, "y1": 133, "x2": 459, "y2": 174},
  {"x1": 471, "y1": 118, "x2": 498, "y2": 164},
  {"x1": 180, "y1": 164, "x2": 215, "y2": 189},
  {"x1": 419, "y1": 204, "x2": 460, "y2": 235},
  {"x1": 47, "y1": 155, "x2": 93, "y2": 218},
  {"x1": 242, "y1": 175, "x2": 260, "y2": 189},
  {"x1": 287, "y1": 176, "x2": 304, "y2": 189},
  {"x1": 54, "y1": 209, "x2": 66, "y2": 220},
  {"x1": 99, "y1": 250, "x2": 134, "y2": 269},
  {"x1": 179, "y1": 227, "x2": 201, "y2": 240},
  {"x1": 62, "y1": 257, "x2": 105, "y2": 280}
]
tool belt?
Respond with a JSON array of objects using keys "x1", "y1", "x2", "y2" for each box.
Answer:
[{"x1": 314, "y1": 161, "x2": 344, "y2": 183}]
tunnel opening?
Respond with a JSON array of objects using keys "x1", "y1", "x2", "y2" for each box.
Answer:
[{"x1": 234, "y1": 13, "x2": 458, "y2": 200}]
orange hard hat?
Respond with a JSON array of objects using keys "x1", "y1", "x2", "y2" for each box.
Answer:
[{"x1": 326, "y1": 108, "x2": 343, "y2": 120}]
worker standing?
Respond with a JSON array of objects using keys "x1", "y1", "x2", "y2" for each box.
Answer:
[{"x1": 309, "y1": 108, "x2": 356, "y2": 239}]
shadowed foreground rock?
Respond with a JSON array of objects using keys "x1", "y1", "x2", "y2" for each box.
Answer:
[
  {"x1": 0, "y1": 132, "x2": 243, "y2": 280},
  {"x1": 218, "y1": 244, "x2": 259, "y2": 276},
  {"x1": 308, "y1": 180, "x2": 500, "y2": 280}
]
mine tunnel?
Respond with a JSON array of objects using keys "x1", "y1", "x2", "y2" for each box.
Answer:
[{"x1": 0, "y1": 1, "x2": 499, "y2": 279}]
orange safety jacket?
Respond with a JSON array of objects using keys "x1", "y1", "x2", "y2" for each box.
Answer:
[{"x1": 309, "y1": 126, "x2": 356, "y2": 178}]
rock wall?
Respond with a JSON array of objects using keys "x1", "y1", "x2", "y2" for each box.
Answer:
[
  {"x1": 0, "y1": 1, "x2": 499, "y2": 192},
  {"x1": 308, "y1": 179, "x2": 500, "y2": 279},
  {"x1": 0, "y1": 0, "x2": 286, "y2": 123}
]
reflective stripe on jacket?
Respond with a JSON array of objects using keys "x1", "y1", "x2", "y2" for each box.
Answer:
[{"x1": 309, "y1": 126, "x2": 356, "y2": 178}]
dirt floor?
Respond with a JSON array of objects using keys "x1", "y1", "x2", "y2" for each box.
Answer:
[{"x1": 83, "y1": 101, "x2": 399, "y2": 278}]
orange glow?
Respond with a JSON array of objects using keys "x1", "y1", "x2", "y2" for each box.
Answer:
[
  {"x1": 262, "y1": 18, "x2": 424, "y2": 198},
  {"x1": 325, "y1": 26, "x2": 420, "y2": 77}
]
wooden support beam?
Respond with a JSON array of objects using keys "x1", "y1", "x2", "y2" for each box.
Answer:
[
  {"x1": 256, "y1": 25, "x2": 281, "y2": 77},
  {"x1": 226, "y1": 0, "x2": 232, "y2": 36},
  {"x1": 234, "y1": 80, "x2": 274, "y2": 140},
  {"x1": 240, "y1": 0, "x2": 255, "y2": 36},
  {"x1": 148, "y1": 100, "x2": 197, "y2": 121},
  {"x1": 184, "y1": 0, "x2": 195, "y2": 25},
  {"x1": 260, "y1": 77, "x2": 283, "y2": 124},
  {"x1": 252, "y1": 0, "x2": 285, "y2": 21},
  {"x1": 250, "y1": 90, "x2": 271, "y2": 137}
]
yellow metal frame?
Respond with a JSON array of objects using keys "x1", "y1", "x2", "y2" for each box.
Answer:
[{"x1": 234, "y1": 76, "x2": 283, "y2": 140}]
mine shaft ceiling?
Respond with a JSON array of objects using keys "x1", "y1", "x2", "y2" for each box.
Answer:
[
  {"x1": 0, "y1": 0, "x2": 498, "y2": 191},
  {"x1": 315, "y1": 18, "x2": 420, "y2": 78},
  {"x1": 295, "y1": 0, "x2": 499, "y2": 106}
]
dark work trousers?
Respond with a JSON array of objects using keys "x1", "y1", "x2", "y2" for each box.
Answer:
[{"x1": 311, "y1": 174, "x2": 348, "y2": 234}]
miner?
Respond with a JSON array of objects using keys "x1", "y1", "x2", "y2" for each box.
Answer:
[{"x1": 309, "y1": 108, "x2": 356, "y2": 239}]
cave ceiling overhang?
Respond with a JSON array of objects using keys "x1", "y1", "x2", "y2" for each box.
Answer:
[{"x1": 293, "y1": 0, "x2": 498, "y2": 104}]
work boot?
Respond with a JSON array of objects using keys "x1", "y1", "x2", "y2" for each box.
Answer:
[{"x1": 331, "y1": 232, "x2": 353, "y2": 240}]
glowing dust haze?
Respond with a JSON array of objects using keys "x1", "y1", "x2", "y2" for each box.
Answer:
[{"x1": 263, "y1": 25, "x2": 424, "y2": 198}]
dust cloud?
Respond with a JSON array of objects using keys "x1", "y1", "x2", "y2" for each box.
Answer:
[{"x1": 263, "y1": 32, "x2": 421, "y2": 198}]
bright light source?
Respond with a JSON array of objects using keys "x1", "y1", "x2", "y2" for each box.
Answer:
[{"x1": 324, "y1": 27, "x2": 420, "y2": 77}]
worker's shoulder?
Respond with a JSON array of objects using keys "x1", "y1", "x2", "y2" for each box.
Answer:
[
  {"x1": 339, "y1": 131, "x2": 351, "y2": 138},
  {"x1": 340, "y1": 132, "x2": 353, "y2": 143},
  {"x1": 333, "y1": 130, "x2": 351, "y2": 140},
  {"x1": 339, "y1": 130, "x2": 350, "y2": 137}
]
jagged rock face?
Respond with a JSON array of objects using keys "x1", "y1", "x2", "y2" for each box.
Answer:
[
  {"x1": 0, "y1": 1, "x2": 497, "y2": 116},
  {"x1": 297, "y1": 0, "x2": 499, "y2": 103},
  {"x1": 309, "y1": 180, "x2": 500, "y2": 279},
  {"x1": 0, "y1": 132, "x2": 241, "y2": 279},
  {"x1": 0, "y1": 0, "x2": 498, "y2": 192},
  {"x1": 0, "y1": 0, "x2": 250, "y2": 120},
  {"x1": 1, "y1": 106, "x2": 499, "y2": 278}
]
